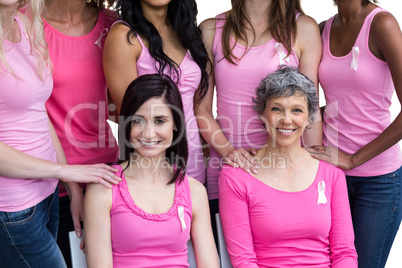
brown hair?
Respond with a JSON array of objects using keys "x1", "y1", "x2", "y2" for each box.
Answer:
[{"x1": 221, "y1": 0, "x2": 303, "y2": 64}]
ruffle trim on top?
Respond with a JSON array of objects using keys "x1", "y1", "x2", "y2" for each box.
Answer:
[{"x1": 118, "y1": 174, "x2": 185, "y2": 221}]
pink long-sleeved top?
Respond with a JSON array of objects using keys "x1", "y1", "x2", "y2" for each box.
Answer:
[{"x1": 219, "y1": 161, "x2": 357, "y2": 268}]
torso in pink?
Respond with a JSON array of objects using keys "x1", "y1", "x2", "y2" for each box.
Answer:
[
  {"x1": 219, "y1": 162, "x2": 357, "y2": 268},
  {"x1": 319, "y1": 7, "x2": 402, "y2": 176},
  {"x1": 44, "y1": 9, "x2": 119, "y2": 196},
  {"x1": 133, "y1": 33, "x2": 205, "y2": 184},
  {"x1": 0, "y1": 14, "x2": 58, "y2": 212},
  {"x1": 110, "y1": 165, "x2": 192, "y2": 267},
  {"x1": 207, "y1": 13, "x2": 300, "y2": 199}
]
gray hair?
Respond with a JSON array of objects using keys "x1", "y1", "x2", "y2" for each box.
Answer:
[{"x1": 253, "y1": 65, "x2": 318, "y2": 123}]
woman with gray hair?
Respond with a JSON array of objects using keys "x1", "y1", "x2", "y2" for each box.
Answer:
[{"x1": 219, "y1": 66, "x2": 357, "y2": 267}]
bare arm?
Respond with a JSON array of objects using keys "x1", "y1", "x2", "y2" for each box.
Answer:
[
  {"x1": 195, "y1": 18, "x2": 258, "y2": 174},
  {"x1": 48, "y1": 119, "x2": 84, "y2": 238},
  {"x1": 103, "y1": 23, "x2": 141, "y2": 114},
  {"x1": 84, "y1": 183, "x2": 113, "y2": 268},
  {"x1": 188, "y1": 177, "x2": 219, "y2": 268},
  {"x1": 308, "y1": 13, "x2": 402, "y2": 170},
  {"x1": 295, "y1": 14, "x2": 323, "y2": 147}
]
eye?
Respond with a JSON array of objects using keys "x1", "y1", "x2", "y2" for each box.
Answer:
[
  {"x1": 293, "y1": 108, "x2": 303, "y2": 113},
  {"x1": 132, "y1": 118, "x2": 144, "y2": 124},
  {"x1": 155, "y1": 119, "x2": 165, "y2": 125},
  {"x1": 271, "y1": 107, "x2": 281, "y2": 112}
]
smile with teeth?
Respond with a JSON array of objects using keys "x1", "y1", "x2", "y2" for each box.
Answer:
[
  {"x1": 277, "y1": 128, "x2": 295, "y2": 133},
  {"x1": 139, "y1": 140, "x2": 160, "y2": 146}
]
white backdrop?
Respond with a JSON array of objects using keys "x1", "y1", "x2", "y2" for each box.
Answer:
[{"x1": 195, "y1": 1, "x2": 402, "y2": 267}]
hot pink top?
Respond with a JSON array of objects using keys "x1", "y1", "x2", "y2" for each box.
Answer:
[
  {"x1": 219, "y1": 162, "x2": 357, "y2": 268},
  {"x1": 0, "y1": 15, "x2": 58, "y2": 212},
  {"x1": 44, "y1": 9, "x2": 118, "y2": 196},
  {"x1": 133, "y1": 33, "x2": 205, "y2": 184},
  {"x1": 207, "y1": 13, "x2": 299, "y2": 199},
  {"x1": 319, "y1": 7, "x2": 402, "y2": 176},
  {"x1": 110, "y1": 165, "x2": 192, "y2": 267}
]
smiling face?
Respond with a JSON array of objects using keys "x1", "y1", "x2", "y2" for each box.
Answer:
[
  {"x1": 262, "y1": 93, "x2": 309, "y2": 148},
  {"x1": 129, "y1": 97, "x2": 175, "y2": 159}
]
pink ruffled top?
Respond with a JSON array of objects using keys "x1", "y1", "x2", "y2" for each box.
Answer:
[{"x1": 110, "y1": 164, "x2": 192, "y2": 267}]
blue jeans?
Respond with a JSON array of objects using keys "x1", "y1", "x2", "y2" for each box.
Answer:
[
  {"x1": 347, "y1": 166, "x2": 402, "y2": 268},
  {"x1": 0, "y1": 187, "x2": 67, "y2": 268}
]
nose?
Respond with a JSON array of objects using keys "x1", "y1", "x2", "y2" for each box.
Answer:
[
  {"x1": 280, "y1": 111, "x2": 292, "y2": 125},
  {"x1": 142, "y1": 122, "x2": 156, "y2": 139}
]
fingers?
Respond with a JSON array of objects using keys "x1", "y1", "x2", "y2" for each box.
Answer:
[
  {"x1": 80, "y1": 235, "x2": 86, "y2": 253},
  {"x1": 72, "y1": 215, "x2": 82, "y2": 238},
  {"x1": 227, "y1": 148, "x2": 258, "y2": 174}
]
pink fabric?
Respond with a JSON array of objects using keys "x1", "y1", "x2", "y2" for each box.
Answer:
[
  {"x1": 0, "y1": 15, "x2": 58, "y2": 212},
  {"x1": 319, "y1": 7, "x2": 402, "y2": 176},
  {"x1": 110, "y1": 165, "x2": 192, "y2": 267},
  {"x1": 44, "y1": 9, "x2": 119, "y2": 196},
  {"x1": 207, "y1": 13, "x2": 299, "y2": 199},
  {"x1": 219, "y1": 162, "x2": 357, "y2": 268},
  {"x1": 133, "y1": 34, "x2": 205, "y2": 184}
]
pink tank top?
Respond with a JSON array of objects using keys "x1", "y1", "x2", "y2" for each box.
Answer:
[
  {"x1": 110, "y1": 165, "x2": 192, "y2": 267},
  {"x1": 128, "y1": 32, "x2": 205, "y2": 183},
  {"x1": 0, "y1": 15, "x2": 58, "y2": 212},
  {"x1": 44, "y1": 9, "x2": 119, "y2": 197},
  {"x1": 319, "y1": 7, "x2": 402, "y2": 176},
  {"x1": 206, "y1": 13, "x2": 300, "y2": 199}
]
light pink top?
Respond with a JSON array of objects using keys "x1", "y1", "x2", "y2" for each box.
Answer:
[
  {"x1": 207, "y1": 13, "x2": 299, "y2": 199},
  {"x1": 319, "y1": 7, "x2": 402, "y2": 176},
  {"x1": 132, "y1": 33, "x2": 205, "y2": 184},
  {"x1": 110, "y1": 165, "x2": 192, "y2": 267},
  {"x1": 0, "y1": 15, "x2": 58, "y2": 212},
  {"x1": 44, "y1": 9, "x2": 119, "y2": 197},
  {"x1": 219, "y1": 162, "x2": 357, "y2": 268}
]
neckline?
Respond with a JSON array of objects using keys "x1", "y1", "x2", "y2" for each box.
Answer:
[
  {"x1": 327, "y1": 7, "x2": 380, "y2": 59},
  {"x1": 43, "y1": 9, "x2": 103, "y2": 40},
  {"x1": 230, "y1": 35, "x2": 275, "y2": 50},
  {"x1": 117, "y1": 164, "x2": 184, "y2": 221},
  {"x1": 4, "y1": 14, "x2": 24, "y2": 45},
  {"x1": 243, "y1": 160, "x2": 321, "y2": 194}
]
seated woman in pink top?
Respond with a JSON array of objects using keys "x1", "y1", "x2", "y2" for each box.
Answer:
[
  {"x1": 104, "y1": 0, "x2": 211, "y2": 184},
  {"x1": 219, "y1": 66, "x2": 357, "y2": 268},
  {"x1": 0, "y1": 1, "x2": 121, "y2": 267},
  {"x1": 84, "y1": 74, "x2": 218, "y2": 268}
]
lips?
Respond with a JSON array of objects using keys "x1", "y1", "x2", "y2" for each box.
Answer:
[
  {"x1": 277, "y1": 128, "x2": 295, "y2": 134},
  {"x1": 139, "y1": 140, "x2": 160, "y2": 146}
]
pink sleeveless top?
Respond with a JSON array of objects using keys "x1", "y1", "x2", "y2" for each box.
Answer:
[
  {"x1": 130, "y1": 31, "x2": 205, "y2": 184},
  {"x1": 319, "y1": 7, "x2": 402, "y2": 176},
  {"x1": 110, "y1": 165, "x2": 192, "y2": 267},
  {"x1": 0, "y1": 15, "x2": 58, "y2": 212},
  {"x1": 44, "y1": 9, "x2": 119, "y2": 197},
  {"x1": 207, "y1": 13, "x2": 300, "y2": 199}
]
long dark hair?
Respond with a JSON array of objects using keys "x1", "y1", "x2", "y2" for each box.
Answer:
[
  {"x1": 118, "y1": 74, "x2": 188, "y2": 184},
  {"x1": 115, "y1": 0, "x2": 211, "y2": 103},
  {"x1": 222, "y1": 0, "x2": 303, "y2": 64}
]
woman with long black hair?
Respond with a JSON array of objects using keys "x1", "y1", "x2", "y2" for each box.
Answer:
[{"x1": 104, "y1": 0, "x2": 211, "y2": 184}]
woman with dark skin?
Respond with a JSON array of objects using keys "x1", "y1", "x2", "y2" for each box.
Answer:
[{"x1": 307, "y1": 1, "x2": 402, "y2": 267}]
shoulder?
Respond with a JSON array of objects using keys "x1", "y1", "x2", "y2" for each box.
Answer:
[
  {"x1": 296, "y1": 14, "x2": 320, "y2": 34},
  {"x1": 319, "y1": 20, "x2": 328, "y2": 35},
  {"x1": 317, "y1": 161, "x2": 345, "y2": 183},
  {"x1": 85, "y1": 182, "x2": 113, "y2": 210},
  {"x1": 199, "y1": 18, "x2": 216, "y2": 33},
  {"x1": 100, "y1": 8, "x2": 119, "y2": 28},
  {"x1": 370, "y1": 10, "x2": 400, "y2": 38},
  {"x1": 105, "y1": 22, "x2": 141, "y2": 53},
  {"x1": 188, "y1": 175, "x2": 207, "y2": 198},
  {"x1": 199, "y1": 18, "x2": 217, "y2": 47}
]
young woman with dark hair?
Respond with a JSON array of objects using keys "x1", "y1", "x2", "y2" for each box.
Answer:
[
  {"x1": 84, "y1": 74, "x2": 218, "y2": 268},
  {"x1": 104, "y1": 0, "x2": 211, "y2": 184},
  {"x1": 195, "y1": 0, "x2": 322, "y2": 241},
  {"x1": 307, "y1": 0, "x2": 402, "y2": 267}
]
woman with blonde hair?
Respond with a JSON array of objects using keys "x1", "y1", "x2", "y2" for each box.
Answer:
[{"x1": 0, "y1": 1, "x2": 121, "y2": 266}]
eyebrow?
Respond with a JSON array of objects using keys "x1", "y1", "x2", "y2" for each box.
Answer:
[{"x1": 154, "y1": 116, "x2": 169, "y2": 120}]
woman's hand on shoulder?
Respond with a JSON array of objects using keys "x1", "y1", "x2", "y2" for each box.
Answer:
[
  {"x1": 188, "y1": 177, "x2": 219, "y2": 268},
  {"x1": 223, "y1": 147, "x2": 259, "y2": 174},
  {"x1": 104, "y1": 22, "x2": 141, "y2": 113},
  {"x1": 59, "y1": 164, "x2": 121, "y2": 188},
  {"x1": 306, "y1": 145, "x2": 356, "y2": 170}
]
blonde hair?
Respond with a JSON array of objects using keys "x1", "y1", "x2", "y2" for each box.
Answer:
[{"x1": 0, "y1": 0, "x2": 50, "y2": 80}]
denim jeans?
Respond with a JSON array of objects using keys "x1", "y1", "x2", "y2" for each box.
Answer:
[
  {"x1": 347, "y1": 166, "x2": 402, "y2": 268},
  {"x1": 0, "y1": 187, "x2": 67, "y2": 268}
]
